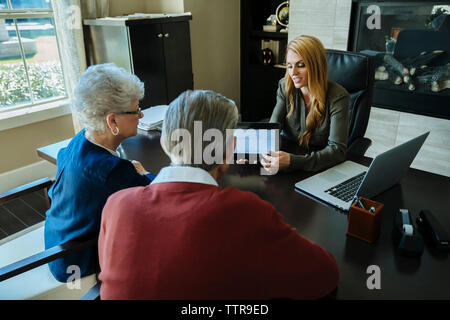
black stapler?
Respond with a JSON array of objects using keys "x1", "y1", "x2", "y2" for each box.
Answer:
[
  {"x1": 393, "y1": 209, "x2": 424, "y2": 257},
  {"x1": 417, "y1": 210, "x2": 450, "y2": 252}
]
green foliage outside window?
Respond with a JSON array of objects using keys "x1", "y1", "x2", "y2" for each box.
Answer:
[{"x1": 0, "y1": 61, "x2": 65, "y2": 107}]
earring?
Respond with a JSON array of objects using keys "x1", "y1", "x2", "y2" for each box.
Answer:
[{"x1": 111, "y1": 126, "x2": 120, "y2": 136}]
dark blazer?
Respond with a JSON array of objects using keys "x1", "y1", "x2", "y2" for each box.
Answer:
[
  {"x1": 44, "y1": 129, "x2": 155, "y2": 282},
  {"x1": 270, "y1": 79, "x2": 350, "y2": 171}
]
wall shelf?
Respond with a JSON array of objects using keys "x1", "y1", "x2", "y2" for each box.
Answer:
[
  {"x1": 250, "y1": 30, "x2": 288, "y2": 40},
  {"x1": 241, "y1": 0, "x2": 288, "y2": 122}
]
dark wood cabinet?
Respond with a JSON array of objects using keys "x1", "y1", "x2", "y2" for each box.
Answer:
[
  {"x1": 241, "y1": 1, "x2": 288, "y2": 121},
  {"x1": 84, "y1": 15, "x2": 193, "y2": 109}
]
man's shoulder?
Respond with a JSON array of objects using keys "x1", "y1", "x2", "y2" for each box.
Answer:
[
  {"x1": 217, "y1": 186, "x2": 275, "y2": 212},
  {"x1": 106, "y1": 185, "x2": 147, "y2": 207}
]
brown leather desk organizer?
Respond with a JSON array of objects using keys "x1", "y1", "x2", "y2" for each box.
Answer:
[{"x1": 347, "y1": 197, "x2": 384, "y2": 243}]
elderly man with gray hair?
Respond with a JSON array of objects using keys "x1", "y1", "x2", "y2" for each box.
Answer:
[
  {"x1": 98, "y1": 90, "x2": 339, "y2": 300},
  {"x1": 45, "y1": 63, "x2": 156, "y2": 283}
]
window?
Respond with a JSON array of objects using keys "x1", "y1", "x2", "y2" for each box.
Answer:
[{"x1": 0, "y1": 0, "x2": 67, "y2": 111}]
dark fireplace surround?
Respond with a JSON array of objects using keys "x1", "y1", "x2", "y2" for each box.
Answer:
[{"x1": 349, "y1": 1, "x2": 450, "y2": 119}]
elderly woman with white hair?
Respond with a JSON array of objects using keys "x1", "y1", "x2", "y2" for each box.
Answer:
[{"x1": 44, "y1": 63, "x2": 155, "y2": 283}]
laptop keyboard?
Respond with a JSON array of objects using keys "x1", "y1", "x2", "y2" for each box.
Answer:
[{"x1": 325, "y1": 172, "x2": 366, "y2": 203}]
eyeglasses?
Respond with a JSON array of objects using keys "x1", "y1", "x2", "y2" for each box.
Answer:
[{"x1": 119, "y1": 107, "x2": 142, "y2": 115}]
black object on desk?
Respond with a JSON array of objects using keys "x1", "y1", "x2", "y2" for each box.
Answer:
[
  {"x1": 417, "y1": 210, "x2": 450, "y2": 252},
  {"x1": 393, "y1": 209, "x2": 424, "y2": 257}
]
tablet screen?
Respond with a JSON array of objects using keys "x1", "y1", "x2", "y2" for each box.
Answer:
[{"x1": 233, "y1": 123, "x2": 279, "y2": 155}]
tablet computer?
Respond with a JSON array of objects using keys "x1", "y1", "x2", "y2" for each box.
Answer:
[{"x1": 233, "y1": 122, "x2": 280, "y2": 160}]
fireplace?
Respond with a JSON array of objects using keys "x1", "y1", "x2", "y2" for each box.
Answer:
[{"x1": 349, "y1": 1, "x2": 450, "y2": 119}]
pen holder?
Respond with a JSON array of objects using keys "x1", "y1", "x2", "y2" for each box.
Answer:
[{"x1": 347, "y1": 197, "x2": 384, "y2": 243}]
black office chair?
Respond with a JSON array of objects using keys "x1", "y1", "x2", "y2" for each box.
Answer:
[{"x1": 326, "y1": 49, "x2": 375, "y2": 156}]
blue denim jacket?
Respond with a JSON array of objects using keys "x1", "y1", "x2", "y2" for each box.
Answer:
[{"x1": 44, "y1": 129, "x2": 155, "y2": 282}]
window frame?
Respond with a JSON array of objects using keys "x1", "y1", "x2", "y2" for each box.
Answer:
[{"x1": 0, "y1": 0, "x2": 70, "y2": 126}]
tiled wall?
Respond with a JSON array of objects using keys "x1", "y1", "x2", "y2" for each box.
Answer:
[
  {"x1": 364, "y1": 107, "x2": 450, "y2": 177},
  {"x1": 289, "y1": 0, "x2": 352, "y2": 49}
]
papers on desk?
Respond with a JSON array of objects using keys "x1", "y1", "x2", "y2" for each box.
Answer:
[{"x1": 138, "y1": 105, "x2": 168, "y2": 131}]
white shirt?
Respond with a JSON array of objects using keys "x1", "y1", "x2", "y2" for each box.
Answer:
[{"x1": 151, "y1": 166, "x2": 218, "y2": 186}]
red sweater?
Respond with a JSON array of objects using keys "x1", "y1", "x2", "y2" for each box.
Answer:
[{"x1": 98, "y1": 182, "x2": 339, "y2": 299}]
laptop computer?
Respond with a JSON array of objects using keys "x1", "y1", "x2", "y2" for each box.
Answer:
[{"x1": 294, "y1": 132, "x2": 430, "y2": 211}]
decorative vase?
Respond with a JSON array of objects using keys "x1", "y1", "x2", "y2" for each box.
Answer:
[{"x1": 385, "y1": 38, "x2": 396, "y2": 54}]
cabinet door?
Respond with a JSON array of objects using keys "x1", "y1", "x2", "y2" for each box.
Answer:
[
  {"x1": 128, "y1": 23, "x2": 168, "y2": 108},
  {"x1": 161, "y1": 21, "x2": 194, "y2": 103}
]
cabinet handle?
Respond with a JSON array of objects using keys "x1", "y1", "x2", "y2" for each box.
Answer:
[
  {"x1": 164, "y1": 33, "x2": 170, "y2": 38},
  {"x1": 157, "y1": 33, "x2": 163, "y2": 38}
]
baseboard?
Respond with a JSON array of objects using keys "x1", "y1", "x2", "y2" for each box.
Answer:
[{"x1": 0, "y1": 161, "x2": 57, "y2": 193}]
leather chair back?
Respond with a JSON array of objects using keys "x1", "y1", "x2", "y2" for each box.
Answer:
[{"x1": 326, "y1": 50, "x2": 375, "y2": 153}]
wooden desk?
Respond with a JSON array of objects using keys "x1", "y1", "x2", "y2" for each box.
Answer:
[
  {"x1": 37, "y1": 130, "x2": 450, "y2": 299},
  {"x1": 36, "y1": 139, "x2": 70, "y2": 165}
]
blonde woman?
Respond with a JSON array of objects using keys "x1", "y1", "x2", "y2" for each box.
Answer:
[{"x1": 263, "y1": 35, "x2": 350, "y2": 172}]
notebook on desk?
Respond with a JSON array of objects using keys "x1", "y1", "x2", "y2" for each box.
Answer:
[
  {"x1": 295, "y1": 132, "x2": 430, "y2": 211},
  {"x1": 138, "y1": 105, "x2": 168, "y2": 131}
]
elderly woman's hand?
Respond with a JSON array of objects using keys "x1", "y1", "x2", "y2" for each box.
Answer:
[{"x1": 131, "y1": 160, "x2": 149, "y2": 175}]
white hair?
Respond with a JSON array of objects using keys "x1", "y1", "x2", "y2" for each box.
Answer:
[
  {"x1": 161, "y1": 90, "x2": 239, "y2": 172},
  {"x1": 73, "y1": 63, "x2": 145, "y2": 133}
]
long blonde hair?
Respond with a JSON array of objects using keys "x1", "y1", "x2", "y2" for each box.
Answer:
[{"x1": 285, "y1": 35, "x2": 328, "y2": 148}]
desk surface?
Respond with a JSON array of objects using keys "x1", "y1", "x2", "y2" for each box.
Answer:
[{"x1": 37, "y1": 130, "x2": 450, "y2": 299}]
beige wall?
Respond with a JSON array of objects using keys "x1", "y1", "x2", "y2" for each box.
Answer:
[
  {"x1": 109, "y1": 0, "x2": 146, "y2": 16},
  {"x1": 152, "y1": 0, "x2": 184, "y2": 13},
  {"x1": 109, "y1": 0, "x2": 184, "y2": 16},
  {"x1": 0, "y1": 115, "x2": 75, "y2": 174},
  {"x1": 184, "y1": 0, "x2": 240, "y2": 108}
]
